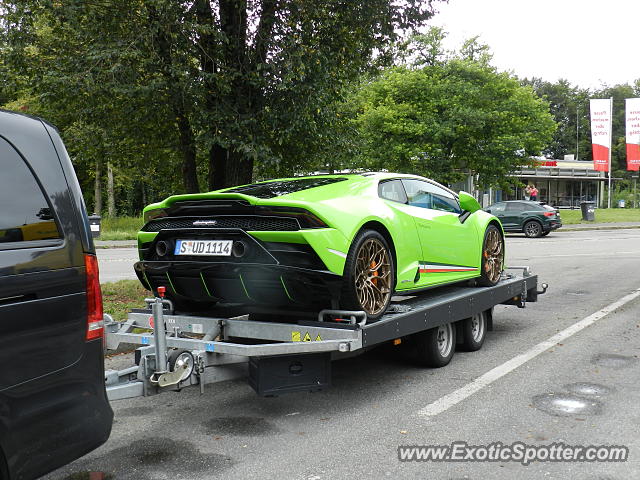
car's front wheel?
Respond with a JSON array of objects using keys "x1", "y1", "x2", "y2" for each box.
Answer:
[
  {"x1": 340, "y1": 229, "x2": 395, "y2": 322},
  {"x1": 478, "y1": 225, "x2": 504, "y2": 286}
]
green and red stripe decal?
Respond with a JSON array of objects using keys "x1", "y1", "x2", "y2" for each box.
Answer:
[{"x1": 419, "y1": 262, "x2": 478, "y2": 274}]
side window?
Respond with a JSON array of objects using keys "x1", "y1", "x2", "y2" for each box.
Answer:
[
  {"x1": 491, "y1": 203, "x2": 507, "y2": 213},
  {"x1": 506, "y1": 202, "x2": 527, "y2": 212},
  {"x1": 402, "y1": 179, "x2": 461, "y2": 213},
  {"x1": 378, "y1": 179, "x2": 407, "y2": 204},
  {"x1": 0, "y1": 138, "x2": 61, "y2": 244}
]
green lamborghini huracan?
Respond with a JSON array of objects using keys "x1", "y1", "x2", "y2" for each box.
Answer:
[{"x1": 135, "y1": 173, "x2": 504, "y2": 320}]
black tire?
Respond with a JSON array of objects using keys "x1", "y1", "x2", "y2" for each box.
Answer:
[
  {"x1": 408, "y1": 323, "x2": 456, "y2": 367},
  {"x1": 541, "y1": 230, "x2": 550, "y2": 237},
  {"x1": 458, "y1": 311, "x2": 487, "y2": 352},
  {"x1": 523, "y1": 220, "x2": 543, "y2": 238},
  {"x1": 340, "y1": 229, "x2": 395, "y2": 322},
  {"x1": 477, "y1": 224, "x2": 504, "y2": 287}
]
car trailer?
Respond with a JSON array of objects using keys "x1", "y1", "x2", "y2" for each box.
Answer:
[{"x1": 104, "y1": 267, "x2": 547, "y2": 400}]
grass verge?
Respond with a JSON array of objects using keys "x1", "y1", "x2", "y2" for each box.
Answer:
[
  {"x1": 100, "y1": 216, "x2": 141, "y2": 241},
  {"x1": 102, "y1": 279, "x2": 150, "y2": 321},
  {"x1": 559, "y1": 208, "x2": 640, "y2": 224}
]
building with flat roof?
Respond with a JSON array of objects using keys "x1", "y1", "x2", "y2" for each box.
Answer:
[
  {"x1": 506, "y1": 159, "x2": 606, "y2": 208},
  {"x1": 471, "y1": 159, "x2": 607, "y2": 208}
]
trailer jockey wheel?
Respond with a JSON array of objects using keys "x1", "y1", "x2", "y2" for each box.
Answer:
[
  {"x1": 457, "y1": 311, "x2": 487, "y2": 352},
  {"x1": 409, "y1": 322, "x2": 456, "y2": 368}
]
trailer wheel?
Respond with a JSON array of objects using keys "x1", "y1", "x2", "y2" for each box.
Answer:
[
  {"x1": 458, "y1": 311, "x2": 487, "y2": 351},
  {"x1": 410, "y1": 322, "x2": 456, "y2": 367}
]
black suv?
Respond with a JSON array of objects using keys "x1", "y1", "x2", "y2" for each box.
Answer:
[
  {"x1": 484, "y1": 200, "x2": 562, "y2": 237},
  {"x1": 0, "y1": 110, "x2": 112, "y2": 479}
]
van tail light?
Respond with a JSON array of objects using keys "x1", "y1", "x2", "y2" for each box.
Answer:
[
  {"x1": 543, "y1": 212, "x2": 555, "y2": 217},
  {"x1": 85, "y1": 254, "x2": 104, "y2": 341}
]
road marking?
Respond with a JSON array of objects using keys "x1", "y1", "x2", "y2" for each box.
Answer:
[
  {"x1": 417, "y1": 288, "x2": 640, "y2": 418},
  {"x1": 513, "y1": 251, "x2": 640, "y2": 259}
]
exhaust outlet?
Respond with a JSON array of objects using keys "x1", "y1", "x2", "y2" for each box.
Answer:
[
  {"x1": 156, "y1": 240, "x2": 171, "y2": 257},
  {"x1": 232, "y1": 241, "x2": 247, "y2": 258}
]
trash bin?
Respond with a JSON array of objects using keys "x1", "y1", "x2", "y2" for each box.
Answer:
[
  {"x1": 88, "y1": 214, "x2": 101, "y2": 238},
  {"x1": 580, "y1": 201, "x2": 595, "y2": 222},
  {"x1": 618, "y1": 199, "x2": 626, "y2": 208}
]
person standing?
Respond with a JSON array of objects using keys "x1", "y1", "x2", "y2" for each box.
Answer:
[
  {"x1": 524, "y1": 185, "x2": 532, "y2": 201},
  {"x1": 530, "y1": 184, "x2": 538, "y2": 201}
]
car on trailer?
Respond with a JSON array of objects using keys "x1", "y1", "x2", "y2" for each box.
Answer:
[
  {"x1": 0, "y1": 110, "x2": 112, "y2": 479},
  {"x1": 135, "y1": 174, "x2": 505, "y2": 321}
]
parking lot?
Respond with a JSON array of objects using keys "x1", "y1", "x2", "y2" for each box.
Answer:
[{"x1": 50, "y1": 228, "x2": 640, "y2": 479}]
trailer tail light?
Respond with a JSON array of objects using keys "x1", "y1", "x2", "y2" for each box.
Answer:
[
  {"x1": 85, "y1": 253, "x2": 104, "y2": 341},
  {"x1": 543, "y1": 212, "x2": 555, "y2": 217}
]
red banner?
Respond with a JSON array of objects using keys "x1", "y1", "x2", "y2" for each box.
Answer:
[
  {"x1": 625, "y1": 98, "x2": 640, "y2": 171},
  {"x1": 592, "y1": 145, "x2": 609, "y2": 171},
  {"x1": 590, "y1": 99, "x2": 612, "y2": 172}
]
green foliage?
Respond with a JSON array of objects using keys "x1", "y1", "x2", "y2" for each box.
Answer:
[
  {"x1": 100, "y1": 216, "x2": 142, "y2": 240},
  {"x1": 521, "y1": 78, "x2": 591, "y2": 161},
  {"x1": 1, "y1": 0, "x2": 440, "y2": 206},
  {"x1": 347, "y1": 49, "x2": 556, "y2": 187}
]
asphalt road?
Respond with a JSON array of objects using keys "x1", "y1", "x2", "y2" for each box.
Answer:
[
  {"x1": 97, "y1": 248, "x2": 139, "y2": 283},
  {"x1": 54, "y1": 229, "x2": 640, "y2": 479}
]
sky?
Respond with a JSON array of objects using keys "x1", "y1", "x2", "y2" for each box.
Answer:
[{"x1": 430, "y1": 0, "x2": 640, "y2": 89}]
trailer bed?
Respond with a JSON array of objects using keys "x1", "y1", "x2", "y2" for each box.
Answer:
[{"x1": 104, "y1": 268, "x2": 544, "y2": 400}]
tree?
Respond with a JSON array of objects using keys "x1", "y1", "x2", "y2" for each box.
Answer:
[
  {"x1": 522, "y1": 78, "x2": 591, "y2": 161},
  {"x1": 2, "y1": 0, "x2": 441, "y2": 197},
  {"x1": 349, "y1": 59, "x2": 556, "y2": 187}
]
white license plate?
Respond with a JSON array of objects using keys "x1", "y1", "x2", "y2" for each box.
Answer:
[{"x1": 175, "y1": 239, "x2": 232, "y2": 256}]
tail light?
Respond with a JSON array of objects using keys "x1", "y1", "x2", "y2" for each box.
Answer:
[
  {"x1": 85, "y1": 253, "x2": 104, "y2": 341},
  {"x1": 543, "y1": 212, "x2": 555, "y2": 217}
]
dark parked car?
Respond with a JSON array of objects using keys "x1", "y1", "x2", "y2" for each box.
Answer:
[
  {"x1": 0, "y1": 110, "x2": 112, "y2": 479},
  {"x1": 484, "y1": 200, "x2": 562, "y2": 237}
]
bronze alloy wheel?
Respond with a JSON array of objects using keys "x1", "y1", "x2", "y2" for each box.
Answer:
[
  {"x1": 354, "y1": 237, "x2": 392, "y2": 315},
  {"x1": 483, "y1": 227, "x2": 504, "y2": 284}
]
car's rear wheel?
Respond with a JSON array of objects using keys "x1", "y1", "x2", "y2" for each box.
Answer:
[
  {"x1": 524, "y1": 220, "x2": 543, "y2": 238},
  {"x1": 340, "y1": 229, "x2": 394, "y2": 322},
  {"x1": 478, "y1": 225, "x2": 504, "y2": 286}
]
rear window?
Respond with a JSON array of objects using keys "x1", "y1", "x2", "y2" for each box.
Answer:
[
  {"x1": 0, "y1": 138, "x2": 61, "y2": 244},
  {"x1": 223, "y1": 177, "x2": 347, "y2": 199}
]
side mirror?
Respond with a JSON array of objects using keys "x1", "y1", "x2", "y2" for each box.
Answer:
[{"x1": 458, "y1": 191, "x2": 481, "y2": 213}]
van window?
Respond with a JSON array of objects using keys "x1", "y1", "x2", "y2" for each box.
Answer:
[{"x1": 0, "y1": 138, "x2": 61, "y2": 243}]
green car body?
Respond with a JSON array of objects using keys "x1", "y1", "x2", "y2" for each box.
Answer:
[{"x1": 135, "y1": 173, "x2": 503, "y2": 314}]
